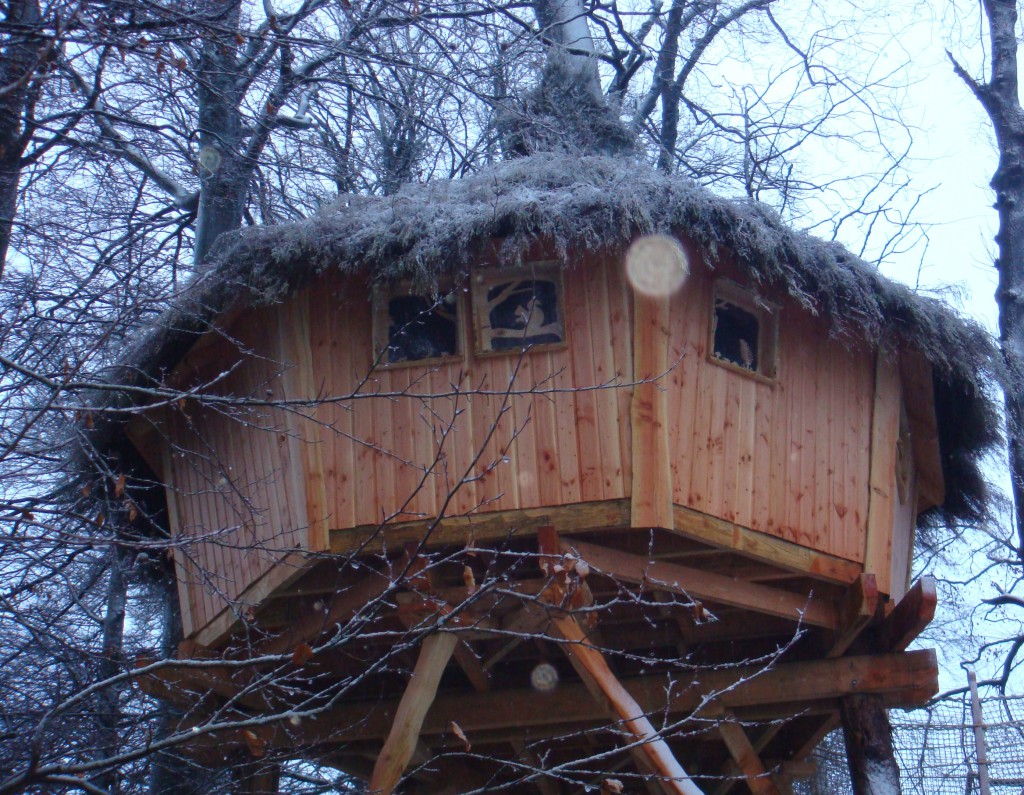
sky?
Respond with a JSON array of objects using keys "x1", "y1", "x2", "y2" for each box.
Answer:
[{"x1": 719, "y1": 0, "x2": 1016, "y2": 691}]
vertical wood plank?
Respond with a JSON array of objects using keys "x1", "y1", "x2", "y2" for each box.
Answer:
[
  {"x1": 606, "y1": 254, "x2": 634, "y2": 495},
  {"x1": 630, "y1": 293, "x2": 673, "y2": 529},
  {"x1": 161, "y1": 439, "x2": 197, "y2": 638},
  {"x1": 276, "y1": 291, "x2": 326, "y2": 550},
  {"x1": 865, "y1": 354, "x2": 901, "y2": 595},
  {"x1": 566, "y1": 266, "x2": 605, "y2": 502},
  {"x1": 751, "y1": 381, "x2": 773, "y2": 533}
]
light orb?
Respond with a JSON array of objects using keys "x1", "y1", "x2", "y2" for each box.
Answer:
[
  {"x1": 530, "y1": 661, "x2": 559, "y2": 692},
  {"x1": 625, "y1": 234, "x2": 689, "y2": 297}
]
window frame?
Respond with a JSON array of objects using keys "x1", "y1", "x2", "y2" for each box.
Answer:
[
  {"x1": 470, "y1": 263, "x2": 569, "y2": 357},
  {"x1": 371, "y1": 280, "x2": 466, "y2": 368},
  {"x1": 708, "y1": 279, "x2": 780, "y2": 383}
]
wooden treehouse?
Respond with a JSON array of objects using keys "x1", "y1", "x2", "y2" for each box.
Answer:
[{"x1": 114, "y1": 156, "x2": 997, "y2": 794}]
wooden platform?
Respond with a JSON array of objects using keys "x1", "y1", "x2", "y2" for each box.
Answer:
[{"x1": 138, "y1": 519, "x2": 937, "y2": 794}]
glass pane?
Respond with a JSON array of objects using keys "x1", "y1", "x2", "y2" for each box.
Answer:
[
  {"x1": 385, "y1": 293, "x2": 458, "y2": 362},
  {"x1": 713, "y1": 299, "x2": 760, "y2": 371}
]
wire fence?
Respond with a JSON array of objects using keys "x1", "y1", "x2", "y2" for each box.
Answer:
[{"x1": 802, "y1": 690, "x2": 1024, "y2": 794}]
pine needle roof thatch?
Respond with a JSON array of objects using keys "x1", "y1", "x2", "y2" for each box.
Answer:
[{"x1": 108, "y1": 153, "x2": 1002, "y2": 531}]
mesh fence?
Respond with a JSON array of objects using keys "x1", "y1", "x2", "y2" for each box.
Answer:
[{"x1": 802, "y1": 693, "x2": 1024, "y2": 794}]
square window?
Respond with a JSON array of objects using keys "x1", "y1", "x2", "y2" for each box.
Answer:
[
  {"x1": 372, "y1": 283, "x2": 461, "y2": 365},
  {"x1": 472, "y1": 265, "x2": 566, "y2": 354},
  {"x1": 710, "y1": 281, "x2": 778, "y2": 379}
]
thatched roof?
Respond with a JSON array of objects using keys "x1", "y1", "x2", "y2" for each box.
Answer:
[{"x1": 108, "y1": 153, "x2": 1001, "y2": 529}]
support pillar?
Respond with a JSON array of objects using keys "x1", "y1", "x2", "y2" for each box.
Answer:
[
  {"x1": 230, "y1": 759, "x2": 280, "y2": 795},
  {"x1": 369, "y1": 632, "x2": 458, "y2": 795},
  {"x1": 840, "y1": 694, "x2": 901, "y2": 795}
]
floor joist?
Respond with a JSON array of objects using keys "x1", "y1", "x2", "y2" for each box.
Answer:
[{"x1": 558, "y1": 539, "x2": 839, "y2": 629}]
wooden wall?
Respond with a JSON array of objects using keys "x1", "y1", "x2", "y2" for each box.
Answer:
[
  {"x1": 157, "y1": 304, "x2": 317, "y2": 636},
  {"x1": 144, "y1": 240, "x2": 924, "y2": 639},
  {"x1": 664, "y1": 259, "x2": 875, "y2": 564},
  {"x1": 305, "y1": 250, "x2": 634, "y2": 528}
]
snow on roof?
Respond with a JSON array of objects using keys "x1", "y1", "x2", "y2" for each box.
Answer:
[{"x1": 105, "y1": 153, "x2": 1001, "y2": 529}]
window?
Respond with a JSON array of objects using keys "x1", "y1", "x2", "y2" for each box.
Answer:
[
  {"x1": 372, "y1": 283, "x2": 461, "y2": 365},
  {"x1": 710, "y1": 280, "x2": 778, "y2": 379},
  {"x1": 472, "y1": 265, "x2": 566, "y2": 354}
]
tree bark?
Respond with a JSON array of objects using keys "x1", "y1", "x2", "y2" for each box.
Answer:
[
  {"x1": 953, "y1": 0, "x2": 1024, "y2": 562},
  {"x1": 532, "y1": 0, "x2": 603, "y2": 101},
  {"x1": 194, "y1": 0, "x2": 248, "y2": 265},
  {"x1": 0, "y1": 0, "x2": 42, "y2": 279},
  {"x1": 840, "y1": 695, "x2": 902, "y2": 795},
  {"x1": 148, "y1": 570, "x2": 196, "y2": 795},
  {"x1": 92, "y1": 546, "x2": 128, "y2": 795}
]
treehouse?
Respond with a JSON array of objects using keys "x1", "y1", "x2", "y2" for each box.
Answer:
[{"x1": 110, "y1": 155, "x2": 998, "y2": 794}]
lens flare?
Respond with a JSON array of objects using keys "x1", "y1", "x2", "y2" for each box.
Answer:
[
  {"x1": 625, "y1": 234, "x2": 689, "y2": 297},
  {"x1": 531, "y1": 662, "x2": 559, "y2": 692}
]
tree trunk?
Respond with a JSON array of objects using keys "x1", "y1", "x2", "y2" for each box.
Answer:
[
  {"x1": 984, "y1": 0, "x2": 1024, "y2": 565},
  {"x1": 193, "y1": 0, "x2": 247, "y2": 265},
  {"x1": 840, "y1": 695, "x2": 902, "y2": 795},
  {"x1": 0, "y1": 0, "x2": 42, "y2": 279},
  {"x1": 92, "y1": 546, "x2": 128, "y2": 795},
  {"x1": 532, "y1": 0, "x2": 602, "y2": 100},
  {"x1": 148, "y1": 569, "x2": 198, "y2": 795}
]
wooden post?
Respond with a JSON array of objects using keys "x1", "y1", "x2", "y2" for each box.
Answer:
[
  {"x1": 369, "y1": 633, "x2": 459, "y2": 795},
  {"x1": 839, "y1": 694, "x2": 901, "y2": 795},
  {"x1": 549, "y1": 613, "x2": 705, "y2": 795},
  {"x1": 230, "y1": 759, "x2": 280, "y2": 795},
  {"x1": 630, "y1": 293, "x2": 673, "y2": 530},
  {"x1": 716, "y1": 715, "x2": 782, "y2": 795},
  {"x1": 968, "y1": 669, "x2": 991, "y2": 795}
]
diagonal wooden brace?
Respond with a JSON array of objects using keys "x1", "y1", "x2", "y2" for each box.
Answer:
[
  {"x1": 549, "y1": 612, "x2": 704, "y2": 795},
  {"x1": 369, "y1": 633, "x2": 458, "y2": 795},
  {"x1": 716, "y1": 714, "x2": 782, "y2": 795}
]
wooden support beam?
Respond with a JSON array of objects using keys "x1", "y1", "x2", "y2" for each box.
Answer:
[
  {"x1": 868, "y1": 576, "x2": 937, "y2": 653},
  {"x1": 827, "y1": 574, "x2": 880, "y2": 658},
  {"x1": 194, "y1": 551, "x2": 317, "y2": 649},
  {"x1": 560, "y1": 539, "x2": 839, "y2": 629},
  {"x1": 369, "y1": 632, "x2": 458, "y2": 795},
  {"x1": 453, "y1": 640, "x2": 492, "y2": 692},
  {"x1": 549, "y1": 612, "x2": 704, "y2": 795},
  {"x1": 865, "y1": 354, "x2": 901, "y2": 596},
  {"x1": 670, "y1": 505, "x2": 861, "y2": 586},
  {"x1": 716, "y1": 716, "x2": 781, "y2": 795},
  {"x1": 631, "y1": 294, "x2": 673, "y2": 530},
  {"x1": 327, "y1": 499, "x2": 862, "y2": 588},
  {"x1": 253, "y1": 568, "x2": 393, "y2": 658},
  {"x1": 167, "y1": 651, "x2": 936, "y2": 755},
  {"x1": 134, "y1": 656, "x2": 278, "y2": 712},
  {"x1": 330, "y1": 500, "x2": 632, "y2": 555}
]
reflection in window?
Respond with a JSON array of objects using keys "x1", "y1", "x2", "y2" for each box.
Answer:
[
  {"x1": 709, "y1": 281, "x2": 778, "y2": 379},
  {"x1": 376, "y1": 289, "x2": 459, "y2": 364},
  {"x1": 713, "y1": 298, "x2": 760, "y2": 371},
  {"x1": 485, "y1": 279, "x2": 563, "y2": 350}
]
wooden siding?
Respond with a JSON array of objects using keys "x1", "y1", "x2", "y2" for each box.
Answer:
[
  {"x1": 160, "y1": 304, "x2": 314, "y2": 634},
  {"x1": 304, "y1": 255, "x2": 634, "y2": 533},
  {"x1": 154, "y1": 243, "x2": 910, "y2": 638},
  {"x1": 666, "y1": 259, "x2": 874, "y2": 563}
]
